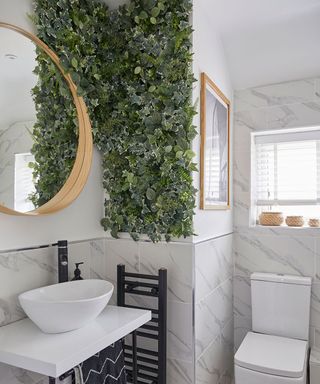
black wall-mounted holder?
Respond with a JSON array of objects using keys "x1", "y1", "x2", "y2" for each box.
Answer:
[{"x1": 117, "y1": 264, "x2": 167, "y2": 384}]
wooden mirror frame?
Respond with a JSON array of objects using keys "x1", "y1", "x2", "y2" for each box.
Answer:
[{"x1": 0, "y1": 22, "x2": 93, "y2": 216}]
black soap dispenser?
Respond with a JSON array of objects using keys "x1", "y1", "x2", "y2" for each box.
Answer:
[{"x1": 72, "y1": 262, "x2": 84, "y2": 281}]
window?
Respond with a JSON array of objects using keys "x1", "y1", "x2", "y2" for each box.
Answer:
[
  {"x1": 14, "y1": 153, "x2": 35, "y2": 212},
  {"x1": 252, "y1": 127, "x2": 320, "y2": 223}
]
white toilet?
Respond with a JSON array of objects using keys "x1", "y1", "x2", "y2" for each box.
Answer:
[{"x1": 235, "y1": 273, "x2": 312, "y2": 384}]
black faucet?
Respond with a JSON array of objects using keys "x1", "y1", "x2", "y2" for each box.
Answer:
[{"x1": 57, "y1": 240, "x2": 68, "y2": 283}]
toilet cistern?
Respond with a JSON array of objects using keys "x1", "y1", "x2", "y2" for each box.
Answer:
[{"x1": 234, "y1": 272, "x2": 312, "y2": 384}]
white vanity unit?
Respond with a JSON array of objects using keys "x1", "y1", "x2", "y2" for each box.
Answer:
[{"x1": 0, "y1": 306, "x2": 151, "y2": 379}]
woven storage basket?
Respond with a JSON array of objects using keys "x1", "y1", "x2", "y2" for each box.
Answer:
[
  {"x1": 285, "y1": 216, "x2": 304, "y2": 227},
  {"x1": 308, "y1": 218, "x2": 320, "y2": 227},
  {"x1": 259, "y1": 212, "x2": 284, "y2": 226}
]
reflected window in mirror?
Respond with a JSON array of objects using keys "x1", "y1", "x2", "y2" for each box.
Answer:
[
  {"x1": 14, "y1": 152, "x2": 35, "y2": 212},
  {"x1": 0, "y1": 26, "x2": 78, "y2": 213}
]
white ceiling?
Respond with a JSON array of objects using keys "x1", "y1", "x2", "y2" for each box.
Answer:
[{"x1": 201, "y1": 0, "x2": 320, "y2": 89}]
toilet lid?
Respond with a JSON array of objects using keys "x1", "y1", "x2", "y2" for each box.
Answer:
[{"x1": 235, "y1": 332, "x2": 308, "y2": 378}]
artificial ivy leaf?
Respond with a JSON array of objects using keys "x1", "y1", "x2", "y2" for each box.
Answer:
[
  {"x1": 59, "y1": 86, "x2": 69, "y2": 98},
  {"x1": 70, "y1": 71, "x2": 80, "y2": 84},
  {"x1": 126, "y1": 172, "x2": 135, "y2": 183},
  {"x1": 139, "y1": 11, "x2": 148, "y2": 19},
  {"x1": 130, "y1": 232, "x2": 139, "y2": 241},
  {"x1": 151, "y1": 7, "x2": 160, "y2": 17},
  {"x1": 185, "y1": 149, "x2": 196, "y2": 159},
  {"x1": 116, "y1": 215, "x2": 124, "y2": 225},
  {"x1": 142, "y1": 0, "x2": 157, "y2": 10},
  {"x1": 176, "y1": 151, "x2": 183, "y2": 159},
  {"x1": 111, "y1": 228, "x2": 119, "y2": 238},
  {"x1": 190, "y1": 163, "x2": 198, "y2": 172},
  {"x1": 33, "y1": 0, "x2": 196, "y2": 243},
  {"x1": 146, "y1": 188, "x2": 156, "y2": 200},
  {"x1": 134, "y1": 66, "x2": 142, "y2": 74},
  {"x1": 71, "y1": 57, "x2": 78, "y2": 69}
]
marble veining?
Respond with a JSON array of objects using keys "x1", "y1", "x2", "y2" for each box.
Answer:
[
  {"x1": 195, "y1": 235, "x2": 234, "y2": 383},
  {"x1": 234, "y1": 77, "x2": 320, "y2": 350},
  {"x1": 196, "y1": 278, "x2": 233, "y2": 358},
  {"x1": 195, "y1": 235, "x2": 233, "y2": 302},
  {"x1": 139, "y1": 242, "x2": 193, "y2": 304},
  {"x1": 235, "y1": 231, "x2": 315, "y2": 278},
  {"x1": 0, "y1": 363, "x2": 45, "y2": 384},
  {"x1": 267, "y1": 102, "x2": 320, "y2": 130},
  {"x1": 196, "y1": 335, "x2": 224, "y2": 384},
  {"x1": 235, "y1": 78, "x2": 316, "y2": 112},
  {"x1": 233, "y1": 276, "x2": 252, "y2": 350},
  {"x1": 0, "y1": 233, "x2": 233, "y2": 384},
  {"x1": 89, "y1": 239, "x2": 107, "y2": 280},
  {"x1": 167, "y1": 301, "x2": 193, "y2": 361},
  {"x1": 167, "y1": 358, "x2": 194, "y2": 384},
  {"x1": 0, "y1": 240, "x2": 95, "y2": 384}
]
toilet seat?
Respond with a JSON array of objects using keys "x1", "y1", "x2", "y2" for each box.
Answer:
[{"x1": 235, "y1": 332, "x2": 308, "y2": 378}]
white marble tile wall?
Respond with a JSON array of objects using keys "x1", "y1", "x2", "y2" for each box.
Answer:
[
  {"x1": 233, "y1": 76, "x2": 320, "y2": 351},
  {"x1": 0, "y1": 239, "x2": 99, "y2": 384},
  {"x1": 103, "y1": 238, "x2": 195, "y2": 384},
  {"x1": 194, "y1": 234, "x2": 234, "y2": 384},
  {"x1": 0, "y1": 234, "x2": 233, "y2": 384}
]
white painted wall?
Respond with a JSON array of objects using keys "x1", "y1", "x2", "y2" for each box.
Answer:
[
  {"x1": 0, "y1": 0, "x2": 105, "y2": 251},
  {"x1": 1, "y1": 0, "x2": 35, "y2": 33},
  {"x1": 0, "y1": 149, "x2": 105, "y2": 251},
  {"x1": 191, "y1": 5, "x2": 235, "y2": 382},
  {"x1": 1, "y1": 0, "x2": 235, "y2": 249},
  {"x1": 192, "y1": 1, "x2": 234, "y2": 242}
]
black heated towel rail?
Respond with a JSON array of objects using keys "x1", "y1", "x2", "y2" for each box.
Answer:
[{"x1": 117, "y1": 264, "x2": 167, "y2": 384}]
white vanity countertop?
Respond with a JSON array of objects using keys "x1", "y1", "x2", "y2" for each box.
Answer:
[{"x1": 0, "y1": 305, "x2": 151, "y2": 378}]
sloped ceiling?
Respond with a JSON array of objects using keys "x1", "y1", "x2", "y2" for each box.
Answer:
[{"x1": 199, "y1": 0, "x2": 320, "y2": 89}]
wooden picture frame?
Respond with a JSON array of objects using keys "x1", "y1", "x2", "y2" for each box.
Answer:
[
  {"x1": 0, "y1": 22, "x2": 93, "y2": 216},
  {"x1": 200, "y1": 72, "x2": 230, "y2": 210}
]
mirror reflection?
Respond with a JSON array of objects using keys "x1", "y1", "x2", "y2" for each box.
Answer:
[{"x1": 0, "y1": 28, "x2": 78, "y2": 213}]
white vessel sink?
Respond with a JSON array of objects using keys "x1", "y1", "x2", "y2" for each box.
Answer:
[{"x1": 19, "y1": 279, "x2": 114, "y2": 334}]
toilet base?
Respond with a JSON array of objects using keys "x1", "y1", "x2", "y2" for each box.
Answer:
[{"x1": 235, "y1": 364, "x2": 307, "y2": 384}]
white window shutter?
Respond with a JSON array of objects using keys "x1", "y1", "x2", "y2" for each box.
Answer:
[{"x1": 253, "y1": 128, "x2": 320, "y2": 208}]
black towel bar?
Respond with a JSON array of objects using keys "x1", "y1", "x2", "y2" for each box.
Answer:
[{"x1": 117, "y1": 264, "x2": 167, "y2": 384}]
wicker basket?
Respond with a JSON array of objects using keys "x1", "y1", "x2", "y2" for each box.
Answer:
[
  {"x1": 259, "y1": 212, "x2": 284, "y2": 226},
  {"x1": 308, "y1": 218, "x2": 320, "y2": 227},
  {"x1": 285, "y1": 216, "x2": 304, "y2": 227}
]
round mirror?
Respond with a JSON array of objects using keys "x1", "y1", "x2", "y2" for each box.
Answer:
[{"x1": 0, "y1": 23, "x2": 92, "y2": 215}]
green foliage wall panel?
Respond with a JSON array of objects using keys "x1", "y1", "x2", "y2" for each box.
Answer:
[
  {"x1": 30, "y1": 49, "x2": 78, "y2": 207},
  {"x1": 33, "y1": 0, "x2": 196, "y2": 241}
]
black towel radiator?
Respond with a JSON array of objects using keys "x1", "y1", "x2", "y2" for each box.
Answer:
[
  {"x1": 117, "y1": 264, "x2": 167, "y2": 384},
  {"x1": 48, "y1": 262, "x2": 167, "y2": 384}
]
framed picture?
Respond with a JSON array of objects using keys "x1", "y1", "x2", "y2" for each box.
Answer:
[{"x1": 200, "y1": 72, "x2": 230, "y2": 210}]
